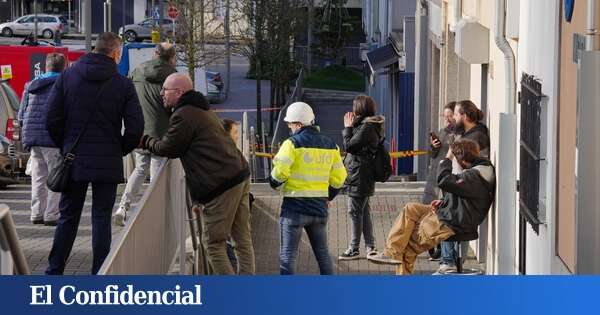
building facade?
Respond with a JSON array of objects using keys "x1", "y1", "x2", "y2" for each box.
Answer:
[
  {"x1": 362, "y1": 0, "x2": 417, "y2": 175},
  {"x1": 420, "y1": 0, "x2": 600, "y2": 275}
]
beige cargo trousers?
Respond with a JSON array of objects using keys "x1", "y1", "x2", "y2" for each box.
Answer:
[{"x1": 384, "y1": 202, "x2": 455, "y2": 275}]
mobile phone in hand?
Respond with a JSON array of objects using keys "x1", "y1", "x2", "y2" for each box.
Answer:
[{"x1": 430, "y1": 132, "x2": 439, "y2": 143}]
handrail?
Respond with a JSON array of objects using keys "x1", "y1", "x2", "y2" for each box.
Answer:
[
  {"x1": 270, "y1": 68, "x2": 304, "y2": 153},
  {"x1": 98, "y1": 159, "x2": 198, "y2": 275},
  {"x1": 0, "y1": 204, "x2": 30, "y2": 275}
]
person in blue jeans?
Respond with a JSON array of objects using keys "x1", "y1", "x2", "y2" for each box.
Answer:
[
  {"x1": 436, "y1": 100, "x2": 490, "y2": 275},
  {"x1": 269, "y1": 102, "x2": 347, "y2": 275}
]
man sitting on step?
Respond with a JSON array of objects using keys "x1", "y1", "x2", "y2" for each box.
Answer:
[{"x1": 368, "y1": 138, "x2": 495, "y2": 275}]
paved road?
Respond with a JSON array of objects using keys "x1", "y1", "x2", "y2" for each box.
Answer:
[
  {"x1": 0, "y1": 36, "x2": 86, "y2": 50},
  {"x1": 207, "y1": 54, "x2": 273, "y2": 138}
]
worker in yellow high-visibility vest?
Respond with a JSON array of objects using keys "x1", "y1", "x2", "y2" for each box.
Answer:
[{"x1": 270, "y1": 102, "x2": 347, "y2": 275}]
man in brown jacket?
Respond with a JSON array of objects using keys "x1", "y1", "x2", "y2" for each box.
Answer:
[{"x1": 141, "y1": 73, "x2": 255, "y2": 275}]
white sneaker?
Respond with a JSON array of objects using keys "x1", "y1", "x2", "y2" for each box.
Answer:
[
  {"x1": 114, "y1": 206, "x2": 128, "y2": 227},
  {"x1": 367, "y1": 252, "x2": 401, "y2": 265},
  {"x1": 432, "y1": 263, "x2": 453, "y2": 275}
]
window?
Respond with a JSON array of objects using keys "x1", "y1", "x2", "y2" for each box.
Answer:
[
  {"x1": 40, "y1": 16, "x2": 55, "y2": 23},
  {"x1": 518, "y1": 73, "x2": 546, "y2": 234},
  {"x1": 19, "y1": 16, "x2": 34, "y2": 23}
]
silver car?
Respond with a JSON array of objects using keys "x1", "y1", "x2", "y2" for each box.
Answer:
[
  {"x1": 0, "y1": 80, "x2": 28, "y2": 186},
  {"x1": 119, "y1": 18, "x2": 182, "y2": 42},
  {"x1": 0, "y1": 14, "x2": 68, "y2": 39}
]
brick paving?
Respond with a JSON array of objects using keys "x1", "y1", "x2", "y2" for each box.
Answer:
[
  {"x1": 251, "y1": 183, "x2": 485, "y2": 275},
  {"x1": 4, "y1": 182, "x2": 484, "y2": 275},
  {"x1": 2, "y1": 184, "x2": 129, "y2": 275}
]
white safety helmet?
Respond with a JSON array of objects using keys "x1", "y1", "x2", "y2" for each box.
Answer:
[{"x1": 284, "y1": 102, "x2": 315, "y2": 126}]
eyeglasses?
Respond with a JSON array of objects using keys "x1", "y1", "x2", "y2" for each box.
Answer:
[{"x1": 161, "y1": 87, "x2": 180, "y2": 92}]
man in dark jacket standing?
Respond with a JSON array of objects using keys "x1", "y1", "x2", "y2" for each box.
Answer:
[
  {"x1": 114, "y1": 43, "x2": 177, "y2": 226},
  {"x1": 45, "y1": 32, "x2": 144, "y2": 275},
  {"x1": 18, "y1": 53, "x2": 66, "y2": 226},
  {"x1": 423, "y1": 101, "x2": 456, "y2": 204},
  {"x1": 368, "y1": 139, "x2": 495, "y2": 274},
  {"x1": 141, "y1": 73, "x2": 255, "y2": 275},
  {"x1": 435, "y1": 99, "x2": 491, "y2": 274}
]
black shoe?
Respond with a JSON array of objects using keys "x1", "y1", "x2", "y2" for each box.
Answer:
[
  {"x1": 44, "y1": 220, "x2": 58, "y2": 226},
  {"x1": 31, "y1": 218, "x2": 44, "y2": 225},
  {"x1": 338, "y1": 248, "x2": 360, "y2": 260}
]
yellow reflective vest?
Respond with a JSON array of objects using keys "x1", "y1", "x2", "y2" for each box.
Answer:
[{"x1": 271, "y1": 127, "x2": 347, "y2": 197}]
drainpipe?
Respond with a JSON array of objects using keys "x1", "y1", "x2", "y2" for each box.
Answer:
[
  {"x1": 494, "y1": 0, "x2": 517, "y2": 275},
  {"x1": 494, "y1": 0, "x2": 516, "y2": 114},
  {"x1": 586, "y1": 0, "x2": 598, "y2": 50},
  {"x1": 451, "y1": 0, "x2": 462, "y2": 32}
]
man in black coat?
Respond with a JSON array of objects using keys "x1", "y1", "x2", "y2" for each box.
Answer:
[
  {"x1": 368, "y1": 139, "x2": 495, "y2": 274},
  {"x1": 45, "y1": 32, "x2": 144, "y2": 274},
  {"x1": 140, "y1": 73, "x2": 254, "y2": 275},
  {"x1": 436, "y1": 99, "x2": 490, "y2": 274}
]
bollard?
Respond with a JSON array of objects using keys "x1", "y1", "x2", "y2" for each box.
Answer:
[{"x1": 151, "y1": 30, "x2": 160, "y2": 43}]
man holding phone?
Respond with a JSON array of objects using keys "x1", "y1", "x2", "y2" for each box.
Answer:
[{"x1": 423, "y1": 102, "x2": 456, "y2": 204}]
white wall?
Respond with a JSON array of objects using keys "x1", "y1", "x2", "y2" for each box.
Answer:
[
  {"x1": 134, "y1": 0, "x2": 146, "y2": 23},
  {"x1": 516, "y1": 0, "x2": 560, "y2": 275}
]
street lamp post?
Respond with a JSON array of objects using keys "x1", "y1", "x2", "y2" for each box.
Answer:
[
  {"x1": 33, "y1": 0, "x2": 38, "y2": 42},
  {"x1": 85, "y1": 0, "x2": 92, "y2": 52}
]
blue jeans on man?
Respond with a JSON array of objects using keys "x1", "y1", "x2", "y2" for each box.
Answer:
[
  {"x1": 440, "y1": 240, "x2": 469, "y2": 266},
  {"x1": 46, "y1": 181, "x2": 117, "y2": 275},
  {"x1": 279, "y1": 211, "x2": 333, "y2": 275}
]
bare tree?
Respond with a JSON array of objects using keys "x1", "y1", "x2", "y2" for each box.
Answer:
[
  {"x1": 239, "y1": 0, "x2": 306, "y2": 138},
  {"x1": 169, "y1": 0, "x2": 229, "y2": 84}
]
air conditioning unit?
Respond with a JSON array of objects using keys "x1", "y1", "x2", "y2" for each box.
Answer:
[{"x1": 455, "y1": 18, "x2": 489, "y2": 64}]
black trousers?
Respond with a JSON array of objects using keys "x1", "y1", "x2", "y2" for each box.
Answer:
[{"x1": 46, "y1": 181, "x2": 117, "y2": 275}]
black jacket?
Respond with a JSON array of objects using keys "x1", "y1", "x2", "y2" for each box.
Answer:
[
  {"x1": 46, "y1": 53, "x2": 144, "y2": 183},
  {"x1": 342, "y1": 115, "x2": 384, "y2": 197},
  {"x1": 143, "y1": 90, "x2": 250, "y2": 203},
  {"x1": 436, "y1": 158, "x2": 496, "y2": 234},
  {"x1": 461, "y1": 123, "x2": 490, "y2": 158}
]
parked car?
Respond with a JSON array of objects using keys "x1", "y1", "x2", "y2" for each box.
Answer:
[
  {"x1": 118, "y1": 18, "x2": 183, "y2": 42},
  {"x1": 0, "y1": 14, "x2": 68, "y2": 39},
  {"x1": 0, "y1": 79, "x2": 29, "y2": 186}
]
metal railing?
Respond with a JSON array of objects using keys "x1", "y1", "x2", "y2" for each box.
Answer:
[
  {"x1": 270, "y1": 68, "x2": 304, "y2": 153},
  {"x1": 99, "y1": 159, "x2": 207, "y2": 275},
  {"x1": 0, "y1": 204, "x2": 29, "y2": 275}
]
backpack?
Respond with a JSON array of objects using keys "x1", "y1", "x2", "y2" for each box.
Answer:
[{"x1": 372, "y1": 130, "x2": 392, "y2": 182}]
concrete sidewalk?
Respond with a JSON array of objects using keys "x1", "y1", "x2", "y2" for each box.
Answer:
[
  {"x1": 8, "y1": 182, "x2": 484, "y2": 275},
  {"x1": 251, "y1": 183, "x2": 485, "y2": 275}
]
